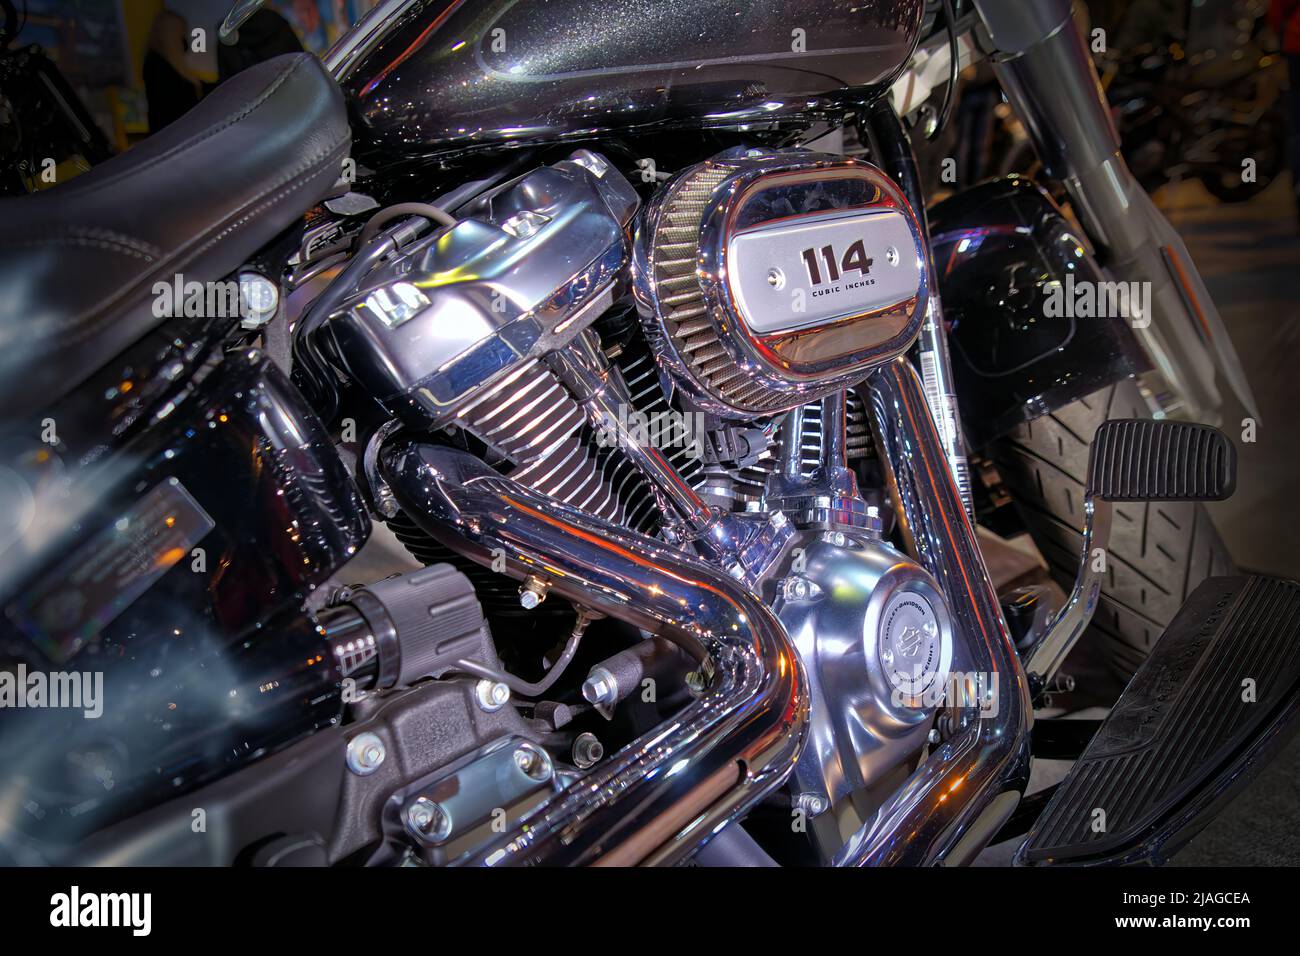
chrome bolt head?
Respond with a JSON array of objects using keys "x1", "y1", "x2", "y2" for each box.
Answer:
[
  {"x1": 797, "y1": 792, "x2": 828, "y2": 817},
  {"x1": 581, "y1": 667, "x2": 617, "y2": 705},
  {"x1": 345, "y1": 732, "x2": 386, "y2": 776},
  {"x1": 513, "y1": 743, "x2": 554, "y2": 782},
  {"x1": 238, "y1": 272, "x2": 279, "y2": 329},
  {"x1": 518, "y1": 575, "x2": 550, "y2": 609},
  {"x1": 405, "y1": 796, "x2": 452, "y2": 842},
  {"x1": 475, "y1": 679, "x2": 511, "y2": 712}
]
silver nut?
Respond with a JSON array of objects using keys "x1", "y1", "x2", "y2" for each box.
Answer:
[
  {"x1": 797, "y1": 792, "x2": 828, "y2": 817},
  {"x1": 518, "y1": 575, "x2": 550, "y2": 609},
  {"x1": 475, "y1": 679, "x2": 511, "y2": 712},
  {"x1": 345, "y1": 732, "x2": 386, "y2": 776},
  {"x1": 238, "y1": 272, "x2": 279, "y2": 329},
  {"x1": 571, "y1": 732, "x2": 604, "y2": 769}
]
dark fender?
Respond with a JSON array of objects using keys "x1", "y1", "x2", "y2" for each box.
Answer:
[{"x1": 929, "y1": 176, "x2": 1149, "y2": 448}]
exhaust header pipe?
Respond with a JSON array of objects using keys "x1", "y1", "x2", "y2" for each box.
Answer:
[{"x1": 380, "y1": 441, "x2": 807, "y2": 867}]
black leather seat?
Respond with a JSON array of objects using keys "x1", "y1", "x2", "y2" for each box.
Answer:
[{"x1": 0, "y1": 53, "x2": 350, "y2": 419}]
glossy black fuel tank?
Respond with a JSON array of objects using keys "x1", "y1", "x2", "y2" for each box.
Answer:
[{"x1": 334, "y1": 0, "x2": 923, "y2": 160}]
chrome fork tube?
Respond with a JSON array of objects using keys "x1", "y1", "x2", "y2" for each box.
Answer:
[
  {"x1": 835, "y1": 358, "x2": 1031, "y2": 866},
  {"x1": 379, "y1": 440, "x2": 807, "y2": 866},
  {"x1": 970, "y1": 0, "x2": 1258, "y2": 423}
]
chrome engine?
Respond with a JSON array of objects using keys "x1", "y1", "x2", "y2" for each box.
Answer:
[{"x1": 312, "y1": 146, "x2": 1022, "y2": 866}]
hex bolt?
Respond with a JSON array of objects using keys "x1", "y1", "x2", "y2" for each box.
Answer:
[
  {"x1": 513, "y1": 743, "x2": 554, "y2": 782},
  {"x1": 518, "y1": 575, "x2": 551, "y2": 609},
  {"x1": 475, "y1": 678, "x2": 511, "y2": 713},
  {"x1": 405, "y1": 796, "x2": 452, "y2": 842},
  {"x1": 346, "y1": 732, "x2": 386, "y2": 776},
  {"x1": 237, "y1": 272, "x2": 279, "y2": 329},
  {"x1": 581, "y1": 666, "x2": 618, "y2": 706},
  {"x1": 797, "y1": 792, "x2": 828, "y2": 817},
  {"x1": 571, "y1": 732, "x2": 604, "y2": 769}
]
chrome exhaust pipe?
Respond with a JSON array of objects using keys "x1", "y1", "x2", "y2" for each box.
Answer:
[
  {"x1": 379, "y1": 440, "x2": 808, "y2": 867},
  {"x1": 835, "y1": 358, "x2": 1033, "y2": 866}
]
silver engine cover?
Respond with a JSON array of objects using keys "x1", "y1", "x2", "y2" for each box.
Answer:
[
  {"x1": 319, "y1": 150, "x2": 637, "y2": 429},
  {"x1": 770, "y1": 526, "x2": 953, "y2": 858},
  {"x1": 633, "y1": 147, "x2": 928, "y2": 417}
]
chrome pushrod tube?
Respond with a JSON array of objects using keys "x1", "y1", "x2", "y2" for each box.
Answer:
[
  {"x1": 379, "y1": 440, "x2": 808, "y2": 867},
  {"x1": 834, "y1": 359, "x2": 1032, "y2": 866}
]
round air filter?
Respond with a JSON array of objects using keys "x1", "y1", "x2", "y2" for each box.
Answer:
[{"x1": 633, "y1": 147, "x2": 928, "y2": 418}]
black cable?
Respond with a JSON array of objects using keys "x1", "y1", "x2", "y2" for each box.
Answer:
[
  {"x1": 931, "y1": 0, "x2": 960, "y2": 140},
  {"x1": 357, "y1": 201, "x2": 455, "y2": 247}
]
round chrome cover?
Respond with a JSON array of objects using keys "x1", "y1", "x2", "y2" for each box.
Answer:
[
  {"x1": 633, "y1": 147, "x2": 928, "y2": 417},
  {"x1": 879, "y1": 589, "x2": 947, "y2": 708}
]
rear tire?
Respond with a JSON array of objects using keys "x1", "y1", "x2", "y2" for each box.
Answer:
[{"x1": 990, "y1": 379, "x2": 1235, "y2": 677}]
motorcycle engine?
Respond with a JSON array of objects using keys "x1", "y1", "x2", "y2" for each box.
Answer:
[{"x1": 317, "y1": 146, "x2": 954, "y2": 863}]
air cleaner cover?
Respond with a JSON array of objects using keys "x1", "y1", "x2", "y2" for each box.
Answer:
[{"x1": 633, "y1": 147, "x2": 928, "y2": 417}]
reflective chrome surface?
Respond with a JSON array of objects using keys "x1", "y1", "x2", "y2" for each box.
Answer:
[
  {"x1": 770, "y1": 526, "x2": 953, "y2": 862},
  {"x1": 832, "y1": 358, "x2": 1032, "y2": 866},
  {"x1": 766, "y1": 391, "x2": 877, "y2": 529},
  {"x1": 337, "y1": 0, "x2": 923, "y2": 160},
  {"x1": 1022, "y1": 494, "x2": 1112, "y2": 693},
  {"x1": 379, "y1": 441, "x2": 808, "y2": 866},
  {"x1": 551, "y1": 337, "x2": 794, "y2": 584},
  {"x1": 634, "y1": 148, "x2": 928, "y2": 417},
  {"x1": 866, "y1": 103, "x2": 972, "y2": 516},
  {"x1": 319, "y1": 150, "x2": 637, "y2": 428}
]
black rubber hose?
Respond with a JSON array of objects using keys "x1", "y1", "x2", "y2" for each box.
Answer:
[{"x1": 357, "y1": 202, "x2": 456, "y2": 247}]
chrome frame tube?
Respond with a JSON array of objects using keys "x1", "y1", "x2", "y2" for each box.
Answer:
[
  {"x1": 865, "y1": 102, "x2": 973, "y2": 517},
  {"x1": 379, "y1": 440, "x2": 807, "y2": 866},
  {"x1": 834, "y1": 358, "x2": 1032, "y2": 866}
]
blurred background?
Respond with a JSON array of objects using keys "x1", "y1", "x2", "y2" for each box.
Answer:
[{"x1": 0, "y1": 0, "x2": 376, "y2": 175}]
